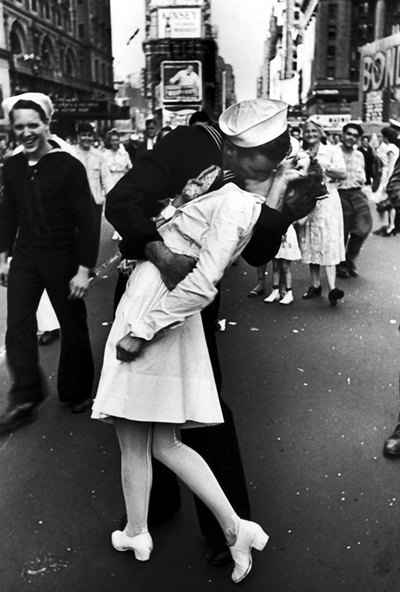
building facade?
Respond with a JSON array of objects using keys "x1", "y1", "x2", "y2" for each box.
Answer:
[
  {"x1": 2, "y1": 0, "x2": 114, "y2": 131},
  {"x1": 143, "y1": 0, "x2": 235, "y2": 124},
  {"x1": 261, "y1": 1, "x2": 387, "y2": 127},
  {"x1": 258, "y1": 0, "x2": 318, "y2": 111}
]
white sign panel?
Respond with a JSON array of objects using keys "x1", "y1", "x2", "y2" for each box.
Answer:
[
  {"x1": 162, "y1": 107, "x2": 198, "y2": 128},
  {"x1": 161, "y1": 60, "x2": 202, "y2": 103},
  {"x1": 158, "y1": 7, "x2": 202, "y2": 38},
  {"x1": 310, "y1": 113, "x2": 352, "y2": 130},
  {"x1": 150, "y1": 0, "x2": 203, "y2": 7}
]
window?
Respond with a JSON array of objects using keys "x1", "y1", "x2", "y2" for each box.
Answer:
[
  {"x1": 42, "y1": 1, "x2": 50, "y2": 20},
  {"x1": 327, "y1": 66, "x2": 335, "y2": 78},
  {"x1": 79, "y1": 23, "x2": 85, "y2": 38},
  {"x1": 327, "y1": 45, "x2": 336, "y2": 58},
  {"x1": 41, "y1": 36, "x2": 53, "y2": 68},
  {"x1": 328, "y1": 3, "x2": 337, "y2": 20},
  {"x1": 31, "y1": 0, "x2": 37, "y2": 11},
  {"x1": 10, "y1": 21, "x2": 27, "y2": 56},
  {"x1": 328, "y1": 25, "x2": 336, "y2": 40},
  {"x1": 64, "y1": 50, "x2": 76, "y2": 78}
]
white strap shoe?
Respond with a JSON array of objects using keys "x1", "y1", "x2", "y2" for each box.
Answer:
[
  {"x1": 229, "y1": 519, "x2": 269, "y2": 583},
  {"x1": 279, "y1": 291, "x2": 294, "y2": 305},
  {"x1": 111, "y1": 530, "x2": 153, "y2": 561},
  {"x1": 263, "y1": 288, "x2": 280, "y2": 303}
]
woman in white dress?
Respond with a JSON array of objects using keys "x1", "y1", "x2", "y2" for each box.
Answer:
[
  {"x1": 298, "y1": 119, "x2": 347, "y2": 306},
  {"x1": 91, "y1": 99, "x2": 307, "y2": 583},
  {"x1": 374, "y1": 127, "x2": 400, "y2": 235}
]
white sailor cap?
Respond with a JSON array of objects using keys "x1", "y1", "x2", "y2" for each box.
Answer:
[
  {"x1": 219, "y1": 98, "x2": 288, "y2": 148},
  {"x1": 2, "y1": 92, "x2": 54, "y2": 121},
  {"x1": 389, "y1": 118, "x2": 400, "y2": 130}
]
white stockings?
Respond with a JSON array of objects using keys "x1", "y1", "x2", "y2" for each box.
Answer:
[{"x1": 115, "y1": 420, "x2": 238, "y2": 543}]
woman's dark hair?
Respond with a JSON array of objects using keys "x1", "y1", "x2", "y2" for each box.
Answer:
[
  {"x1": 234, "y1": 128, "x2": 291, "y2": 164},
  {"x1": 381, "y1": 126, "x2": 398, "y2": 143},
  {"x1": 9, "y1": 99, "x2": 48, "y2": 123}
]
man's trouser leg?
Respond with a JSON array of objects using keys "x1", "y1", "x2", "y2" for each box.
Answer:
[
  {"x1": 6, "y1": 253, "x2": 45, "y2": 407},
  {"x1": 40, "y1": 250, "x2": 94, "y2": 404},
  {"x1": 338, "y1": 189, "x2": 353, "y2": 269},
  {"x1": 182, "y1": 296, "x2": 251, "y2": 547},
  {"x1": 344, "y1": 189, "x2": 372, "y2": 268}
]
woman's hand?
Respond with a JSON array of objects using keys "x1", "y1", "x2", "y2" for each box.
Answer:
[
  {"x1": 116, "y1": 334, "x2": 146, "y2": 362},
  {"x1": 69, "y1": 266, "x2": 92, "y2": 299}
]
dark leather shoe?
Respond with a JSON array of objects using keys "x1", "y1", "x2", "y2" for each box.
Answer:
[
  {"x1": 70, "y1": 398, "x2": 93, "y2": 414},
  {"x1": 0, "y1": 403, "x2": 38, "y2": 435},
  {"x1": 328, "y1": 288, "x2": 344, "y2": 306},
  {"x1": 383, "y1": 424, "x2": 400, "y2": 457},
  {"x1": 38, "y1": 329, "x2": 60, "y2": 346},
  {"x1": 345, "y1": 261, "x2": 359, "y2": 278},
  {"x1": 336, "y1": 266, "x2": 350, "y2": 279},
  {"x1": 205, "y1": 543, "x2": 232, "y2": 567},
  {"x1": 302, "y1": 285, "x2": 322, "y2": 299}
]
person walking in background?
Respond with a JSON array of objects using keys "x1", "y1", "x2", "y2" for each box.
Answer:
[
  {"x1": 373, "y1": 126, "x2": 400, "y2": 236},
  {"x1": 125, "y1": 118, "x2": 158, "y2": 163},
  {"x1": 0, "y1": 93, "x2": 99, "y2": 435},
  {"x1": 103, "y1": 129, "x2": 132, "y2": 241},
  {"x1": 336, "y1": 122, "x2": 372, "y2": 278},
  {"x1": 358, "y1": 134, "x2": 375, "y2": 187},
  {"x1": 298, "y1": 118, "x2": 346, "y2": 306},
  {"x1": 263, "y1": 224, "x2": 301, "y2": 305},
  {"x1": 74, "y1": 122, "x2": 111, "y2": 244},
  {"x1": 103, "y1": 129, "x2": 132, "y2": 189}
]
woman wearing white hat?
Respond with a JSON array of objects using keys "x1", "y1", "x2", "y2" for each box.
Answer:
[
  {"x1": 0, "y1": 93, "x2": 99, "y2": 432},
  {"x1": 91, "y1": 98, "x2": 321, "y2": 583}
]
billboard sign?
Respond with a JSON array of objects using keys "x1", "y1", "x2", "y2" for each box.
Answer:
[
  {"x1": 157, "y1": 7, "x2": 202, "y2": 38},
  {"x1": 309, "y1": 113, "x2": 352, "y2": 130},
  {"x1": 360, "y1": 33, "x2": 400, "y2": 122},
  {"x1": 161, "y1": 60, "x2": 202, "y2": 103},
  {"x1": 53, "y1": 99, "x2": 110, "y2": 119}
]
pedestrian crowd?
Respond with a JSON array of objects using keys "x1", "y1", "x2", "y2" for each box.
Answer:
[
  {"x1": 248, "y1": 116, "x2": 400, "y2": 307},
  {"x1": 1, "y1": 91, "x2": 400, "y2": 585}
]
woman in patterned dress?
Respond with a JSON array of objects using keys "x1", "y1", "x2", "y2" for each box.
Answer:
[{"x1": 298, "y1": 119, "x2": 346, "y2": 306}]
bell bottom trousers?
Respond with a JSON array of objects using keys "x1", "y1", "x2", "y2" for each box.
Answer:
[
  {"x1": 6, "y1": 249, "x2": 94, "y2": 407},
  {"x1": 114, "y1": 271, "x2": 250, "y2": 547}
]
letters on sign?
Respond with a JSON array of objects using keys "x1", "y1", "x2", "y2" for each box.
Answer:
[{"x1": 362, "y1": 45, "x2": 400, "y2": 92}]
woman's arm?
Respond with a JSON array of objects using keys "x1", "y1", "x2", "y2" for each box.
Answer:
[
  {"x1": 127, "y1": 194, "x2": 257, "y2": 341},
  {"x1": 325, "y1": 146, "x2": 347, "y2": 181}
]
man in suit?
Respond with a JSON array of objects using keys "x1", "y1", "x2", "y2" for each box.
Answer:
[
  {"x1": 106, "y1": 103, "x2": 320, "y2": 564},
  {"x1": 125, "y1": 118, "x2": 159, "y2": 164}
]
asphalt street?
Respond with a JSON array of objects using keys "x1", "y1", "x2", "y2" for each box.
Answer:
[{"x1": 1, "y1": 214, "x2": 400, "y2": 592}]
